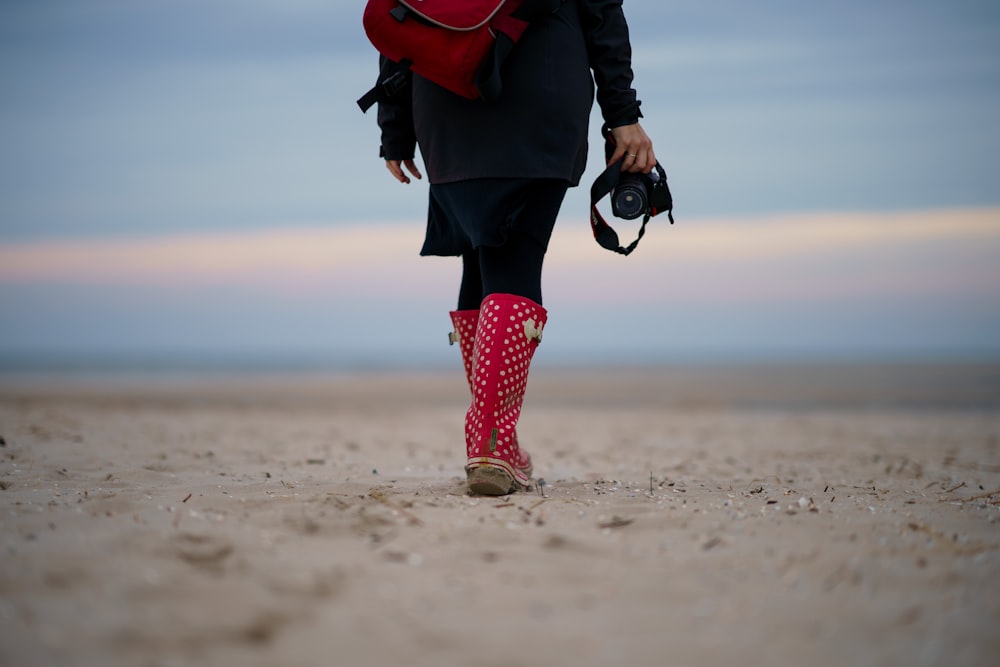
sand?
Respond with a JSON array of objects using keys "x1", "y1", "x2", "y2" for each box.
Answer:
[{"x1": 1, "y1": 364, "x2": 998, "y2": 667}]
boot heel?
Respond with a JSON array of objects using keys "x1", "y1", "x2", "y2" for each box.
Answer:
[{"x1": 466, "y1": 464, "x2": 520, "y2": 496}]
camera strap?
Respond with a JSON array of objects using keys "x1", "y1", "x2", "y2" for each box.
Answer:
[
  {"x1": 590, "y1": 159, "x2": 644, "y2": 256},
  {"x1": 589, "y1": 158, "x2": 673, "y2": 256}
]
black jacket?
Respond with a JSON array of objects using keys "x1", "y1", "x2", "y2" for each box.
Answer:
[{"x1": 377, "y1": 0, "x2": 641, "y2": 186}]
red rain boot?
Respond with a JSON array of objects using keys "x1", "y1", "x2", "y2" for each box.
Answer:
[
  {"x1": 464, "y1": 294, "x2": 547, "y2": 495},
  {"x1": 450, "y1": 310, "x2": 533, "y2": 478}
]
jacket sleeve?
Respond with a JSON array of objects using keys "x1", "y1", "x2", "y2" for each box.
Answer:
[
  {"x1": 375, "y1": 56, "x2": 418, "y2": 160},
  {"x1": 578, "y1": 0, "x2": 642, "y2": 128}
]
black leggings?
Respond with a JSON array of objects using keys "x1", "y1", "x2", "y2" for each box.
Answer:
[{"x1": 457, "y1": 230, "x2": 548, "y2": 310}]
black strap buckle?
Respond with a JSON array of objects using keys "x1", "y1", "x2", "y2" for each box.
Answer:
[
  {"x1": 356, "y1": 60, "x2": 413, "y2": 112},
  {"x1": 379, "y1": 68, "x2": 409, "y2": 98}
]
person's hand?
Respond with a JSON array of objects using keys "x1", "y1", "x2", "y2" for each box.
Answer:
[
  {"x1": 386, "y1": 159, "x2": 422, "y2": 184},
  {"x1": 609, "y1": 123, "x2": 656, "y2": 174}
]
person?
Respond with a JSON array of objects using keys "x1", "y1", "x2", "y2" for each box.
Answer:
[{"x1": 375, "y1": 0, "x2": 657, "y2": 495}]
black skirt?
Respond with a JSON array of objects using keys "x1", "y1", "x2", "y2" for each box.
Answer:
[{"x1": 420, "y1": 178, "x2": 569, "y2": 257}]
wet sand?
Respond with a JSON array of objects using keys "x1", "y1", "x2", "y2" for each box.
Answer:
[{"x1": 1, "y1": 364, "x2": 998, "y2": 667}]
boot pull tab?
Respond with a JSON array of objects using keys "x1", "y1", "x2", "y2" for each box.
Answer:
[
  {"x1": 524, "y1": 318, "x2": 543, "y2": 344},
  {"x1": 448, "y1": 330, "x2": 459, "y2": 346}
]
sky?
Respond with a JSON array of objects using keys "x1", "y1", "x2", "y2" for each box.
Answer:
[{"x1": 1, "y1": 0, "x2": 999, "y2": 369}]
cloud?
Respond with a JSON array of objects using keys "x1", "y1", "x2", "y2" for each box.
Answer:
[
  {"x1": 2, "y1": 206, "x2": 998, "y2": 362},
  {"x1": 4, "y1": 0, "x2": 1000, "y2": 244},
  {"x1": 0, "y1": 222, "x2": 420, "y2": 288},
  {"x1": 2, "y1": 207, "x2": 997, "y2": 307},
  {"x1": 548, "y1": 207, "x2": 1000, "y2": 305}
]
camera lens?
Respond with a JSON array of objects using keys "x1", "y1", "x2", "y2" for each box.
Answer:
[{"x1": 612, "y1": 183, "x2": 647, "y2": 220}]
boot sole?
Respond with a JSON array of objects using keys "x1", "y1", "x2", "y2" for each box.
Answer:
[{"x1": 466, "y1": 465, "x2": 522, "y2": 496}]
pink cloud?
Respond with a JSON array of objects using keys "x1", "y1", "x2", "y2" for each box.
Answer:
[
  {"x1": 1, "y1": 207, "x2": 998, "y2": 307},
  {"x1": 545, "y1": 207, "x2": 1000, "y2": 304}
]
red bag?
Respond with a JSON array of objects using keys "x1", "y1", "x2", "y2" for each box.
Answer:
[{"x1": 357, "y1": 0, "x2": 557, "y2": 110}]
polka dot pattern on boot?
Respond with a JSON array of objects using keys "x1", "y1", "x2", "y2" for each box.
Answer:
[{"x1": 464, "y1": 294, "x2": 548, "y2": 487}]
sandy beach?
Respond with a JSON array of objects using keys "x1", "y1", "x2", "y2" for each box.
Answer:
[{"x1": 1, "y1": 363, "x2": 998, "y2": 667}]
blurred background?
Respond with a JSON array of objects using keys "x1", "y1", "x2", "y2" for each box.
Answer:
[{"x1": 1, "y1": 0, "x2": 998, "y2": 372}]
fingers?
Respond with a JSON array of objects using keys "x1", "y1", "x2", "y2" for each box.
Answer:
[
  {"x1": 609, "y1": 123, "x2": 656, "y2": 174},
  {"x1": 621, "y1": 149, "x2": 655, "y2": 174},
  {"x1": 624, "y1": 146, "x2": 656, "y2": 174},
  {"x1": 386, "y1": 160, "x2": 408, "y2": 184},
  {"x1": 386, "y1": 159, "x2": 423, "y2": 184},
  {"x1": 403, "y1": 159, "x2": 422, "y2": 181}
]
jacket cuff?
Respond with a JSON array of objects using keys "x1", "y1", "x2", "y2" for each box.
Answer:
[
  {"x1": 603, "y1": 101, "x2": 643, "y2": 130},
  {"x1": 379, "y1": 143, "x2": 416, "y2": 161}
]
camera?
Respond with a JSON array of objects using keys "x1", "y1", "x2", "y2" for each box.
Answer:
[
  {"x1": 589, "y1": 125, "x2": 674, "y2": 256},
  {"x1": 602, "y1": 125, "x2": 673, "y2": 221},
  {"x1": 612, "y1": 167, "x2": 664, "y2": 220}
]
